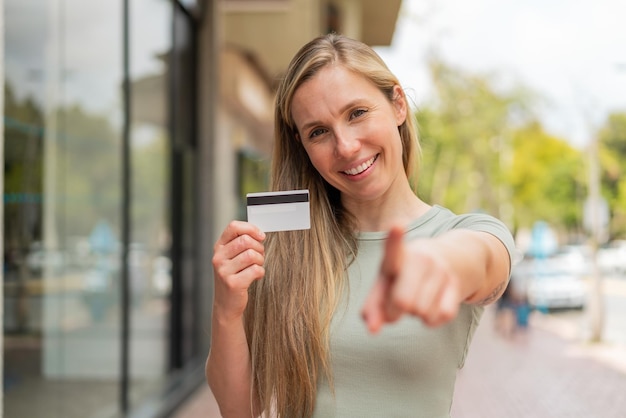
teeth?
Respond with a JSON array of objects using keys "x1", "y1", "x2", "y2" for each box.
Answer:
[{"x1": 343, "y1": 155, "x2": 376, "y2": 176}]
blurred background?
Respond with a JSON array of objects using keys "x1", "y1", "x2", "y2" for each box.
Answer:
[{"x1": 1, "y1": 1, "x2": 625, "y2": 417}]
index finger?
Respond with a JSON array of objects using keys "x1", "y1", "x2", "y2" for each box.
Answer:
[
  {"x1": 380, "y1": 225, "x2": 405, "y2": 279},
  {"x1": 217, "y1": 220, "x2": 266, "y2": 247}
]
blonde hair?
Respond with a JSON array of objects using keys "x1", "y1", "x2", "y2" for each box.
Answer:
[{"x1": 244, "y1": 33, "x2": 420, "y2": 417}]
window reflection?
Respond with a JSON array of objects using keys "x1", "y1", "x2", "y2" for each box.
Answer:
[
  {"x1": 4, "y1": 1, "x2": 124, "y2": 417},
  {"x1": 179, "y1": 0, "x2": 197, "y2": 10},
  {"x1": 4, "y1": 0, "x2": 172, "y2": 416},
  {"x1": 128, "y1": 0, "x2": 172, "y2": 404}
]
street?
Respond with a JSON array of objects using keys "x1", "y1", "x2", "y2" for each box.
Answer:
[
  {"x1": 451, "y1": 306, "x2": 626, "y2": 418},
  {"x1": 548, "y1": 276, "x2": 626, "y2": 346},
  {"x1": 451, "y1": 273, "x2": 626, "y2": 418},
  {"x1": 598, "y1": 277, "x2": 626, "y2": 345}
]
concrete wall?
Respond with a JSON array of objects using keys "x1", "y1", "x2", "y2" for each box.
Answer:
[
  {"x1": 221, "y1": 0, "x2": 400, "y2": 80},
  {"x1": 221, "y1": 0, "x2": 322, "y2": 78}
]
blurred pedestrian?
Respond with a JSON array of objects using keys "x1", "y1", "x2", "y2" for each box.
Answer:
[
  {"x1": 206, "y1": 34, "x2": 515, "y2": 417},
  {"x1": 495, "y1": 280, "x2": 517, "y2": 337},
  {"x1": 512, "y1": 282, "x2": 531, "y2": 335},
  {"x1": 495, "y1": 272, "x2": 531, "y2": 340}
]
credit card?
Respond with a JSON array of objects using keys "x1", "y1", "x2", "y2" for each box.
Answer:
[{"x1": 246, "y1": 189, "x2": 311, "y2": 232}]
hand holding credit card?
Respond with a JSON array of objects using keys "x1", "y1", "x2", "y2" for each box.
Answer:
[{"x1": 246, "y1": 189, "x2": 311, "y2": 232}]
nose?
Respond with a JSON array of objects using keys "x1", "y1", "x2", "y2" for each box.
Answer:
[{"x1": 333, "y1": 128, "x2": 360, "y2": 158}]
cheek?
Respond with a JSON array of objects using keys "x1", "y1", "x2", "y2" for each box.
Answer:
[
  {"x1": 305, "y1": 148, "x2": 329, "y2": 174},
  {"x1": 303, "y1": 146, "x2": 338, "y2": 181}
]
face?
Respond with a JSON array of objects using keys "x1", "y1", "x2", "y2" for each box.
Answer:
[{"x1": 291, "y1": 64, "x2": 408, "y2": 206}]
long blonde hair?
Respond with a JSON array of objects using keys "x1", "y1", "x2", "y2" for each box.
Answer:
[{"x1": 244, "y1": 33, "x2": 420, "y2": 417}]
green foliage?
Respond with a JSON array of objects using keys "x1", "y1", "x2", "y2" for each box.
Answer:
[
  {"x1": 59, "y1": 105, "x2": 123, "y2": 237},
  {"x1": 416, "y1": 60, "x2": 587, "y2": 236},
  {"x1": 598, "y1": 112, "x2": 626, "y2": 238},
  {"x1": 4, "y1": 83, "x2": 45, "y2": 249},
  {"x1": 132, "y1": 131, "x2": 170, "y2": 247},
  {"x1": 4, "y1": 79, "x2": 170, "y2": 252},
  {"x1": 507, "y1": 123, "x2": 585, "y2": 231},
  {"x1": 416, "y1": 60, "x2": 529, "y2": 218}
]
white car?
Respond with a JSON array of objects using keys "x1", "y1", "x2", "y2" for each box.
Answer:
[
  {"x1": 598, "y1": 241, "x2": 626, "y2": 276},
  {"x1": 526, "y1": 270, "x2": 587, "y2": 310}
]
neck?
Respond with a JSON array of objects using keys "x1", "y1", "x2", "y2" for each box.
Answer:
[{"x1": 343, "y1": 184, "x2": 430, "y2": 232}]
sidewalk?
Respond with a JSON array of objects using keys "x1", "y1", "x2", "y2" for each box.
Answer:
[
  {"x1": 176, "y1": 308, "x2": 626, "y2": 418},
  {"x1": 173, "y1": 381, "x2": 220, "y2": 418},
  {"x1": 452, "y1": 309, "x2": 626, "y2": 417}
]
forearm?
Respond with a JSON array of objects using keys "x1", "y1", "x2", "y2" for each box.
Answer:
[
  {"x1": 206, "y1": 313, "x2": 257, "y2": 418},
  {"x1": 431, "y1": 229, "x2": 510, "y2": 305}
]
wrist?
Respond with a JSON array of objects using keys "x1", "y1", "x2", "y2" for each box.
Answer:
[{"x1": 212, "y1": 303, "x2": 246, "y2": 327}]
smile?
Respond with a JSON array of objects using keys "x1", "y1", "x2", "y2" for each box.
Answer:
[{"x1": 342, "y1": 154, "x2": 378, "y2": 176}]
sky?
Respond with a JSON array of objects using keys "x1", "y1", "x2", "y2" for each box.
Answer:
[{"x1": 374, "y1": 0, "x2": 626, "y2": 149}]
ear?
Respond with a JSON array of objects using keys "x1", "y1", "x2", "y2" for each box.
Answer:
[{"x1": 391, "y1": 85, "x2": 407, "y2": 126}]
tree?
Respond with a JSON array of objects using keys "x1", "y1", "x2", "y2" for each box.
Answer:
[
  {"x1": 416, "y1": 59, "x2": 531, "y2": 219},
  {"x1": 416, "y1": 60, "x2": 587, "y2": 238},
  {"x1": 597, "y1": 112, "x2": 626, "y2": 238},
  {"x1": 507, "y1": 122, "x2": 585, "y2": 234},
  {"x1": 132, "y1": 130, "x2": 170, "y2": 248},
  {"x1": 4, "y1": 82, "x2": 44, "y2": 251},
  {"x1": 59, "y1": 104, "x2": 122, "y2": 238}
]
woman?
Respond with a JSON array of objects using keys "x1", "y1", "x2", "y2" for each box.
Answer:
[{"x1": 207, "y1": 34, "x2": 515, "y2": 418}]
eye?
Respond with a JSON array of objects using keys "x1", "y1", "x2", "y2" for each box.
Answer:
[
  {"x1": 309, "y1": 127, "x2": 327, "y2": 139},
  {"x1": 350, "y1": 108, "x2": 367, "y2": 120}
]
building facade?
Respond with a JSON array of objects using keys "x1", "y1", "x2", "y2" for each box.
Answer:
[{"x1": 1, "y1": 1, "x2": 399, "y2": 417}]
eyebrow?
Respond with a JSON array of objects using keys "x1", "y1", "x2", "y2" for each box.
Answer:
[{"x1": 298, "y1": 98, "x2": 367, "y2": 133}]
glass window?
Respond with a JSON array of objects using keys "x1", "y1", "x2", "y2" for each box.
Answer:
[
  {"x1": 128, "y1": 0, "x2": 172, "y2": 407},
  {"x1": 170, "y1": 2, "x2": 200, "y2": 367},
  {"x1": 4, "y1": 0, "x2": 201, "y2": 416},
  {"x1": 179, "y1": 0, "x2": 197, "y2": 8},
  {"x1": 4, "y1": 1, "x2": 124, "y2": 416}
]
